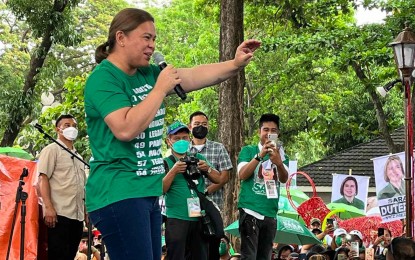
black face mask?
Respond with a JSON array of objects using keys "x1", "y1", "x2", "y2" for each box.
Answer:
[{"x1": 192, "y1": 125, "x2": 208, "y2": 139}]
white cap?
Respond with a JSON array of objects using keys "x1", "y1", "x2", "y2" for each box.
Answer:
[
  {"x1": 333, "y1": 228, "x2": 347, "y2": 237},
  {"x1": 349, "y1": 230, "x2": 363, "y2": 240}
]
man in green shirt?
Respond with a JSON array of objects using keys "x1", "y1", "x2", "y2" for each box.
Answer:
[
  {"x1": 162, "y1": 121, "x2": 221, "y2": 260},
  {"x1": 237, "y1": 113, "x2": 289, "y2": 260}
]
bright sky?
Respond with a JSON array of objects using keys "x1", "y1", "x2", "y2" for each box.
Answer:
[
  {"x1": 129, "y1": 0, "x2": 387, "y2": 26},
  {"x1": 354, "y1": 5, "x2": 387, "y2": 26},
  {"x1": 0, "y1": 2, "x2": 387, "y2": 56}
]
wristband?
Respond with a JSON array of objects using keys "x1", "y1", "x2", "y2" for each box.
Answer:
[{"x1": 254, "y1": 153, "x2": 262, "y2": 161}]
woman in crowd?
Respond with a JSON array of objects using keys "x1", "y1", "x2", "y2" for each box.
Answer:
[{"x1": 371, "y1": 228, "x2": 392, "y2": 259}]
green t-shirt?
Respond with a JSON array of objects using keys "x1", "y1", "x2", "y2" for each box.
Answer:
[
  {"x1": 84, "y1": 59, "x2": 165, "y2": 212},
  {"x1": 164, "y1": 153, "x2": 208, "y2": 221},
  {"x1": 332, "y1": 196, "x2": 365, "y2": 210},
  {"x1": 237, "y1": 145, "x2": 282, "y2": 218}
]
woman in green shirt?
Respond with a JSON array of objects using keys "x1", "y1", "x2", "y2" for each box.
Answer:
[{"x1": 84, "y1": 8, "x2": 260, "y2": 260}]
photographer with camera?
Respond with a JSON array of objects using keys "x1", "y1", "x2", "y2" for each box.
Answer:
[{"x1": 162, "y1": 121, "x2": 221, "y2": 260}]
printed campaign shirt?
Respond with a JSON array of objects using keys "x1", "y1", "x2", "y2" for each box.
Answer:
[{"x1": 84, "y1": 60, "x2": 165, "y2": 212}]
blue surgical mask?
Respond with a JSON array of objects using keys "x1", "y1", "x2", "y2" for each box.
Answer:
[{"x1": 172, "y1": 140, "x2": 190, "y2": 154}]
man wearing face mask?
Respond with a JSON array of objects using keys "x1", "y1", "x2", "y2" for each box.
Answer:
[
  {"x1": 37, "y1": 114, "x2": 86, "y2": 260},
  {"x1": 163, "y1": 121, "x2": 221, "y2": 260},
  {"x1": 188, "y1": 111, "x2": 233, "y2": 259}
]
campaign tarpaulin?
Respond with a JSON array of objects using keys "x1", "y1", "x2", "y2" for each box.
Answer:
[
  {"x1": 372, "y1": 152, "x2": 406, "y2": 223},
  {"x1": 331, "y1": 174, "x2": 369, "y2": 212},
  {"x1": 0, "y1": 155, "x2": 38, "y2": 259}
]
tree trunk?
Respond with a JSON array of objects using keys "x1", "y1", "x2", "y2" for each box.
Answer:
[
  {"x1": 1, "y1": 2, "x2": 68, "y2": 146},
  {"x1": 351, "y1": 61, "x2": 402, "y2": 153},
  {"x1": 218, "y1": 0, "x2": 244, "y2": 241}
]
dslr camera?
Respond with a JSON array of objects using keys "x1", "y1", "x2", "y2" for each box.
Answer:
[{"x1": 180, "y1": 155, "x2": 201, "y2": 179}]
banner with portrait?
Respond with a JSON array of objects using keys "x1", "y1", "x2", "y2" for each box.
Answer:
[
  {"x1": 331, "y1": 174, "x2": 369, "y2": 212},
  {"x1": 372, "y1": 152, "x2": 405, "y2": 222}
]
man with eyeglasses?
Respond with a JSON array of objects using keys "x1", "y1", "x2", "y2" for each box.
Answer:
[
  {"x1": 386, "y1": 237, "x2": 415, "y2": 260},
  {"x1": 188, "y1": 111, "x2": 233, "y2": 260},
  {"x1": 162, "y1": 121, "x2": 221, "y2": 260}
]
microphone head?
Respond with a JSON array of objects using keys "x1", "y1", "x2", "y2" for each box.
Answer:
[{"x1": 152, "y1": 52, "x2": 165, "y2": 65}]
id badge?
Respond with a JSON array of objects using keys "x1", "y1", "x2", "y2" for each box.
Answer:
[
  {"x1": 265, "y1": 180, "x2": 278, "y2": 199},
  {"x1": 187, "y1": 197, "x2": 201, "y2": 217}
]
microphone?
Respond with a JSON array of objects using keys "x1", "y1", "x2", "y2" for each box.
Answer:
[{"x1": 152, "y1": 52, "x2": 187, "y2": 100}]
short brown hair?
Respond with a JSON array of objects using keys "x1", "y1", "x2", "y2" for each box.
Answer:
[{"x1": 340, "y1": 176, "x2": 358, "y2": 196}]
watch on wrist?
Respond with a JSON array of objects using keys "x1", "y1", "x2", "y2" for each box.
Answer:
[{"x1": 255, "y1": 153, "x2": 262, "y2": 161}]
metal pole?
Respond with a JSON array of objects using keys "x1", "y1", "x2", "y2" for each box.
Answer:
[{"x1": 404, "y1": 79, "x2": 413, "y2": 238}]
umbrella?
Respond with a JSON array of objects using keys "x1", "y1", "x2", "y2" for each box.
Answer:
[
  {"x1": 224, "y1": 216, "x2": 321, "y2": 245},
  {"x1": 280, "y1": 187, "x2": 309, "y2": 205},
  {"x1": 277, "y1": 197, "x2": 305, "y2": 224},
  {"x1": 0, "y1": 147, "x2": 33, "y2": 160},
  {"x1": 276, "y1": 216, "x2": 322, "y2": 245},
  {"x1": 327, "y1": 203, "x2": 365, "y2": 219},
  {"x1": 279, "y1": 196, "x2": 299, "y2": 211},
  {"x1": 278, "y1": 210, "x2": 305, "y2": 224}
]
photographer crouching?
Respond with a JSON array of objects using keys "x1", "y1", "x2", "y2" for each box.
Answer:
[{"x1": 162, "y1": 121, "x2": 222, "y2": 260}]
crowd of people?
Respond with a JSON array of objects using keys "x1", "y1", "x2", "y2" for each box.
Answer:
[
  {"x1": 33, "y1": 6, "x2": 415, "y2": 260},
  {"x1": 271, "y1": 218, "x2": 415, "y2": 260}
]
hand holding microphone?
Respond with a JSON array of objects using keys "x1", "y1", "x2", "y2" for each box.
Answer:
[{"x1": 153, "y1": 52, "x2": 187, "y2": 100}]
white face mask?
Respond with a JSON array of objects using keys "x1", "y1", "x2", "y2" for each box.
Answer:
[{"x1": 61, "y1": 127, "x2": 78, "y2": 141}]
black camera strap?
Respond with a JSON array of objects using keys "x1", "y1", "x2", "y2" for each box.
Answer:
[
  {"x1": 165, "y1": 154, "x2": 223, "y2": 238},
  {"x1": 165, "y1": 154, "x2": 200, "y2": 192}
]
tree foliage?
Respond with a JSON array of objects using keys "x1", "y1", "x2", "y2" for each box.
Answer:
[
  {"x1": 0, "y1": 0, "x2": 128, "y2": 151},
  {"x1": 1, "y1": 0, "x2": 413, "y2": 169}
]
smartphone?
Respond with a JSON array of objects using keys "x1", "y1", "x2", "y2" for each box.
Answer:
[
  {"x1": 268, "y1": 133, "x2": 279, "y2": 142},
  {"x1": 327, "y1": 218, "x2": 334, "y2": 225},
  {"x1": 351, "y1": 241, "x2": 359, "y2": 256},
  {"x1": 378, "y1": 228, "x2": 384, "y2": 237}
]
